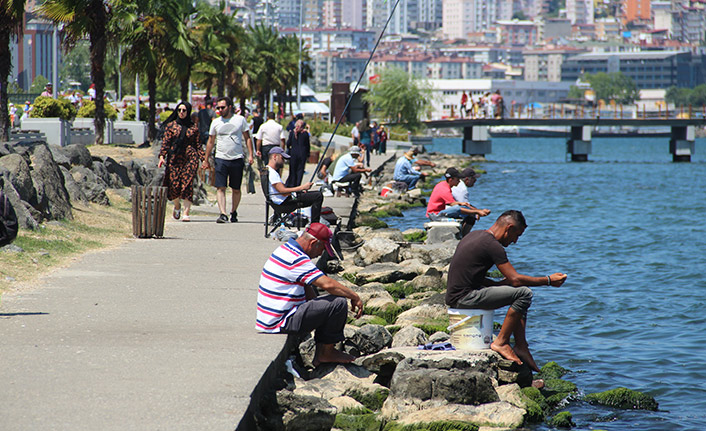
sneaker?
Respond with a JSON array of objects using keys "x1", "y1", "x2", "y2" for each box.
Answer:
[
  {"x1": 173, "y1": 208, "x2": 181, "y2": 220},
  {"x1": 182, "y1": 214, "x2": 190, "y2": 222},
  {"x1": 230, "y1": 211, "x2": 238, "y2": 223},
  {"x1": 216, "y1": 214, "x2": 228, "y2": 223}
]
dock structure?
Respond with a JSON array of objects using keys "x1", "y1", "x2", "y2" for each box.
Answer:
[{"x1": 423, "y1": 118, "x2": 706, "y2": 162}]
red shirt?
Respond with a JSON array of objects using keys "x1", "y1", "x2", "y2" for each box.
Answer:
[{"x1": 427, "y1": 180, "x2": 455, "y2": 216}]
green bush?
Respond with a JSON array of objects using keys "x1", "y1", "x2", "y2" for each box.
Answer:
[
  {"x1": 307, "y1": 118, "x2": 354, "y2": 138},
  {"x1": 159, "y1": 110, "x2": 172, "y2": 123},
  {"x1": 123, "y1": 104, "x2": 150, "y2": 121},
  {"x1": 76, "y1": 100, "x2": 118, "y2": 120},
  {"x1": 31, "y1": 96, "x2": 76, "y2": 121}
]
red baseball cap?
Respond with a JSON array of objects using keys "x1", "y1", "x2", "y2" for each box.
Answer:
[{"x1": 306, "y1": 223, "x2": 336, "y2": 257}]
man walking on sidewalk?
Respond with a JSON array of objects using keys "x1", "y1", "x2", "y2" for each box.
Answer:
[{"x1": 203, "y1": 97, "x2": 254, "y2": 223}]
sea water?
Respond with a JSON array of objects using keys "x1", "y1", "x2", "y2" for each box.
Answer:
[{"x1": 384, "y1": 136, "x2": 706, "y2": 430}]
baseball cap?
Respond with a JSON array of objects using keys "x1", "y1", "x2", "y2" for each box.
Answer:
[
  {"x1": 306, "y1": 223, "x2": 336, "y2": 257},
  {"x1": 444, "y1": 167, "x2": 461, "y2": 179},
  {"x1": 460, "y1": 167, "x2": 479, "y2": 178},
  {"x1": 350, "y1": 146, "x2": 361, "y2": 155},
  {"x1": 269, "y1": 147, "x2": 290, "y2": 159}
]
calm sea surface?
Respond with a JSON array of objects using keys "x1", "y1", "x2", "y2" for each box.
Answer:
[{"x1": 384, "y1": 136, "x2": 706, "y2": 430}]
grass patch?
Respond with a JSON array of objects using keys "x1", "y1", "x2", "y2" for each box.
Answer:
[
  {"x1": 0, "y1": 190, "x2": 133, "y2": 293},
  {"x1": 383, "y1": 281, "x2": 416, "y2": 300}
]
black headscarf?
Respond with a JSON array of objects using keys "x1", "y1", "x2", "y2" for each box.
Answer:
[{"x1": 164, "y1": 102, "x2": 193, "y2": 156}]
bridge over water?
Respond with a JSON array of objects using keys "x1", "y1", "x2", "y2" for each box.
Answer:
[{"x1": 422, "y1": 117, "x2": 706, "y2": 162}]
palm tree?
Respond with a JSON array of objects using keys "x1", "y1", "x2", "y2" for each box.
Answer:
[
  {"x1": 158, "y1": 0, "x2": 196, "y2": 102},
  {"x1": 249, "y1": 24, "x2": 280, "y2": 113},
  {"x1": 117, "y1": 0, "x2": 189, "y2": 140},
  {"x1": 191, "y1": 2, "x2": 229, "y2": 99},
  {"x1": 1, "y1": 0, "x2": 27, "y2": 141},
  {"x1": 38, "y1": 0, "x2": 111, "y2": 144}
]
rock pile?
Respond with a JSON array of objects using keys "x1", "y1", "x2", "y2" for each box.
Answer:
[{"x1": 0, "y1": 139, "x2": 206, "y2": 230}]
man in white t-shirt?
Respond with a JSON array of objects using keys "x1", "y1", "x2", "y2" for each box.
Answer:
[
  {"x1": 451, "y1": 167, "x2": 491, "y2": 235},
  {"x1": 203, "y1": 96, "x2": 254, "y2": 223},
  {"x1": 266, "y1": 147, "x2": 324, "y2": 223},
  {"x1": 255, "y1": 111, "x2": 286, "y2": 166}
]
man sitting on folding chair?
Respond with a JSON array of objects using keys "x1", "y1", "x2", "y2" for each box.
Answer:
[{"x1": 266, "y1": 147, "x2": 324, "y2": 223}]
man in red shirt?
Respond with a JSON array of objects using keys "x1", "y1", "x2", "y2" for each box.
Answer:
[{"x1": 427, "y1": 167, "x2": 491, "y2": 222}]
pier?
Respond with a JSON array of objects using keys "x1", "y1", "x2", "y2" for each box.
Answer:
[{"x1": 423, "y1": 118, "x2": 706, "y2": 162}]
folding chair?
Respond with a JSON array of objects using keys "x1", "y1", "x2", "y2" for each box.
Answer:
[{"x1": 260, "y1": 168, "x2": 307, "y2": 238}]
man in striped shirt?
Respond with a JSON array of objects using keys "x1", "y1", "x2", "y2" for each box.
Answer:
[{"x1": 256, "y1": 223, "x2": 363, "y2": 365}]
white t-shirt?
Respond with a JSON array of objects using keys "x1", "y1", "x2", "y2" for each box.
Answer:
[
  {"x1": 351, "y1": 126, "x2": 360, "y2": 139},
  {"x1": 267, "y1": 166, "x2": 288, "y2": 205},
  {"x1": 451, "y1": 183, "x2": 469, "y2": 203},
  {"x1": 209, "y1": 114, "x2": 249, "y2": 160},
  {"x1": 256, "y1": 119, "x2": 285, "y2": 147}
]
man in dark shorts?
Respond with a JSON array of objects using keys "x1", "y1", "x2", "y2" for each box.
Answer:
[
  {"x1": 446, "y1": 210, "x2": 568, "y2": 371},
  {"x1": 203, "y1": 97, "x2": 254, "y2": 223},
  {"x1": 256, "y1": 223, "x2": 363, "y2": 365}
]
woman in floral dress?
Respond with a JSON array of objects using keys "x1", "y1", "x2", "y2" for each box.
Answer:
[{"x1": 158, "y1": 102, "x2": 204, "y2": 222}]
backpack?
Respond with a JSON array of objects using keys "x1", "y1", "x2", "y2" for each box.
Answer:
[{"x1": 0, "y1": 190, "x2": 19, "y2": 247}]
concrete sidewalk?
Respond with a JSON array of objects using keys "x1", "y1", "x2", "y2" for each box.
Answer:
[{"x1": 0, "y1": 153, "x2": 394, "y2": 431}]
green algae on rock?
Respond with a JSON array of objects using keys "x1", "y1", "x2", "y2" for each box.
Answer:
[
  {"x1": 583, "y1": 387, "x2": 658, "y2": 411},
  {"x1": 345, "y1": 387, "x2": 390, "y2": 411},
  {"x1": 383, "y1": 420, "x2": 479, "y2": 431},
  {"x1": 334, "y1": 412, "x2": 384, "y2": 431},
  {"x1": 537, "y1": 361, "x2": 569, "y2": 380},
  {"x1": 548, "y1": 411, "x2": 575, "y2": 428}
]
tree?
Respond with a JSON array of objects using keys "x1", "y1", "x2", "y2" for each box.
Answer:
[
  {"x1": 665, "y1": 86, "x2": 691, "y2": 106},
  {"x1": 157, "y1": 0, "x2": 196, "y2": 102},
  {"x1": 363, "y1": 67, "x2": 432, "y2": 132},
  {"x1": 1, "y1": 0, "x2": 27, "y2": 141},
  {"x1": 30, "y1": 75, "x2": 51, "y2": 94},
  {"x1": 583, "y1": 72, "x2": 639, "y2": 105},
  {"x1": 249, "y1": 24, "x2": 280, "y2": 113},
  {"x1": 688, "y1": 84, "x2": 706, "y2": 106},
  {"x1": 60, "y1": 40, "x2": 91, "y2": 90},
  {"x1": 38, "y1": 0, "x2": 111, "y2": 144}
]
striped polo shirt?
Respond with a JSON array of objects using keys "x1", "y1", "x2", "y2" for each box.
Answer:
[{"x1": 256, "y1": 238, "x2": 324, "y2": 333}]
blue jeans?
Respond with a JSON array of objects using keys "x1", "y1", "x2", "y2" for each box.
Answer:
[
  {"x1": 437, "y1": 205, "x2": 464, "y2": 219},
  {"x1": 395, "y1": 174, "x2": 420, "y2": 190}
]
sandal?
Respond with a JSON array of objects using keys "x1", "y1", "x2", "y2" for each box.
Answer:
[
  {"x1": 173, "y1": 208, "x2": 181, "y2": 220},
  {"x1": 182, "y1": 214, "x2": 190, "y2": 222}
]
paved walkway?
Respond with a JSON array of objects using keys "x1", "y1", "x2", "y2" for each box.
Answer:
[{"x1": 0, "y1": 153, "x2": 393, "y2": 431}]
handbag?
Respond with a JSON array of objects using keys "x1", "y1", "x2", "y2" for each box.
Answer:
[{"x1": 246, "y1": 163, "x2": 256, "y2": 194}]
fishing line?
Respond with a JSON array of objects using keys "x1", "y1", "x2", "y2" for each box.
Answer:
[{"x1": 308, "y1": 0, "x2": 403, "y2": 183}]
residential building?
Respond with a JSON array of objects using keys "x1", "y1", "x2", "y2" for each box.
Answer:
[
  {"x1": 566, "y1": 0, "x2": 594, "y2": 25},
  {"x1": 415, "y1": 0, "x2": 444, "y2": 31},
  {"x1": 311, "y1": 51, "x2": 369, "y2": 90},
  {"x1": 279, "y1": 28, "x2": 376, "y2": 53},
  {"x1": 496, "y1": 19, "x2": 539, "y2": 46},
  {"x1": 442, "y1": 0, "x2": 498, "y2": 39},
  {"x1": 541, "y1": 18, "x2": 573, "y2": 42},
  {"x1": 595, "y1": 17, "x2": 622, "y2": 40},
  {"x1": 427, "y1": 57, "x2": 484, "y2": 79},
  {"x1": 523, "y1": 47, "x2": 586, "y2": 81},
  {"x1": 10, "y1": 16, "x2": 59, "y2": 92},
  {"x1": 622, "y1": 0, "x2": 650, "y2": 24},
  {"x1": 341, "y1": 0, "x2": 366, "y2": 29}
]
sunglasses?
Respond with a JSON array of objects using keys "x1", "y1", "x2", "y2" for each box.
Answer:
[
  {"x1": 215, "y1": 106, "x2": 227, "y2": 110},
  {"x1": 177, "y1": 108, "x2": 187, "y2": 112}
]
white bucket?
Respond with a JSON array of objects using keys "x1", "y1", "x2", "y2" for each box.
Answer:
[{"x1": 447, "y1": 308, "x2": 494, "y2": 350}]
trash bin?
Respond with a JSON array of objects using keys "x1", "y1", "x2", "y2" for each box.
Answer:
[
  {"x1": 131, "y1": 185, "x2": 168, "y2": 238},
  {"x1": 308, "y1": 150, "x2": 320, "y2": 164}
]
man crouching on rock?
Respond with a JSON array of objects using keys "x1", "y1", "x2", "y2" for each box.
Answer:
[
  {"x1": 445, "y1": 210, "x2": 567, "y2": 372},
  {"x1": 256, "y1": 223, "x2": 363, "y2": 365}
]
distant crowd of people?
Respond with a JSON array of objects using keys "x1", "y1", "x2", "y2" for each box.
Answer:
[{"x1": 459, "y1": 89, "x2": 505, "y2": 119}]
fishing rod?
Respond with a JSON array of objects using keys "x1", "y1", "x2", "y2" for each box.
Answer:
[{"x1": 308, "y1": 0, "x2": 403, "y2": 183}]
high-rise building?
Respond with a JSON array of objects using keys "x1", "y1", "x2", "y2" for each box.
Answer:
[
  {"x1": 341, "y1": 0, "x2": 366, "y2": 29},
  {"x1": 415, "y1": 0, "x2": 443, "y2": 30},
  {"x1": 566, "y1": 0, "x2": 594, "y2": 25},
  {"x1": 442, "y1": 0, "x2": 498, "y2": 39}
]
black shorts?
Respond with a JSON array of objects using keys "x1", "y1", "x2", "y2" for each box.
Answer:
[{"x1": 214, "y1": 158, "x2": 244, "y2": 189}]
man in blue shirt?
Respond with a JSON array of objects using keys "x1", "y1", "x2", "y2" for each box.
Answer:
[
  {"x1": 331, "y1": 146, "x2": 370, "y2": 197},
  {"x1": 394, "y1": 149, "x2": 429, "y2": 190}
]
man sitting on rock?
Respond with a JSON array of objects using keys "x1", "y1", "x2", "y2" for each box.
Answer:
[
  {"x1": 446, "y1": 210, "x2": 568, "y2": 371},
  {"x1": 256, "y1": 223, "x2": 363, "y2": 365},
  {"x1": 427, "y1": 168, "x2": 491, "y2": 231},
  {"x1": 266, "y1": 147, "x2": 324, "y2": 223},
  {"x1": 331, "y1": 146, "x2": 370, "y2": 197}
]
